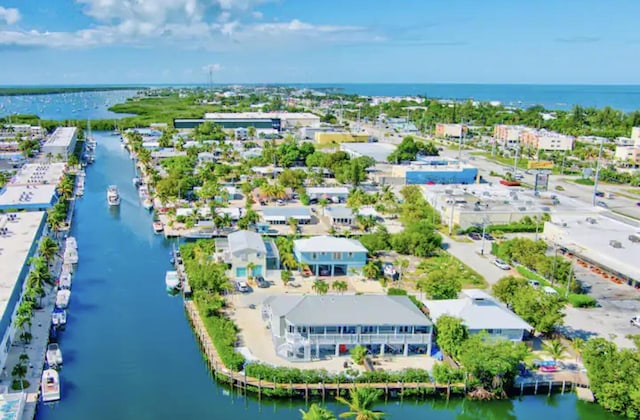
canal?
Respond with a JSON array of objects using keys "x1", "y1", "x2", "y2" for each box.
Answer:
[{"x1": 35, "y1": 132, "x2": 619, "y2": 419}]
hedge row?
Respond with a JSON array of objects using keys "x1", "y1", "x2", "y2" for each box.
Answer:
[{"x1": 196, "y1": 303, "x2": 246, "y2": 371}]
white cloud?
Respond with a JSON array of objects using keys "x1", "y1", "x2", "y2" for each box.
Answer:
[
  {"x1": 203, "y1": 63, "x2": 222, "y2": 72},
  {"x1": 0, "y1": 6, "x2": 20, "y2": 25},
  {"x1": 0, "y1": 0, "x2": 377, "y2": 50}
]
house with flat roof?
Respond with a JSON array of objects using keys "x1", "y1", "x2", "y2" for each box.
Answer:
[
  {"x1": 262, "y1": 207, "x2": 312, "y2": 225},
  {"x1": 226, "y1": 230, "x2": 267, "y2": 278},
  {"x1": 0, "y1": 184, "x2": 58, "y2": 211},
  {"x1": 262, "y1": 295, "x2": 433, "y2": 361},
  {"x1": 293, "y1": 236, "x2": 367, "y2": 276},
  {"x1": 424, "y1": 289, "x2": 532, "y2": 342},
  {"x1": 306, "y1": 187, "x2": 349, "y2": 203},
  {"x1": 41, "y1": 127, "x2": 77, "y2": 160}
]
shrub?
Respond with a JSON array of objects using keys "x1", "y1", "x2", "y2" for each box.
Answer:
[
  {"x1": 197, "y1": 308, "x2": 245, "y2": 371},
  {"x1": 568, "y1": 294, "x2": 597, "y2": 308}
]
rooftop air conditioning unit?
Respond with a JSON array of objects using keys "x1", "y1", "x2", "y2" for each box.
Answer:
[{"x1": 609, "y1": 240, "x2": 622, "y2": 248}]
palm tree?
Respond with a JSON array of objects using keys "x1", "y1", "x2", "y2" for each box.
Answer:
[
  {"x1": 288, "y1": 218, "x2": 299, "y2": 235},
  {"x1": 332, "y1": 280, "x2": 348, "y2": 294},
  {"x1": 312, "y1": 279, "x2": 329, "y2": 295},
  {"x1": 543, "y1": 339, "x2": 567, "y2": 362},
  {"x1": 38, "y1": 236, "x2": 59, "y2": 264},
  {"x1": 281, "y1": 253, "x2": 299, "y2": 271},
  {"x1": 11, "y1": 362, "x2": 28, "y2": 390},
  {"x1": 335, "y1": 388, "x2": 385, "y2": 420},
  {"x1": 246, "y1": 262, "x2": 256, "y2": 280},
  {"x1": 318, "y1": 198, "x2": 329, "y2": 215},
  {"x1": 394, "y1": 258, "x2": 410, "y2": 285},
  {"x1": 570, "y1": 338, "x2": 585, "y2": 362},
  {"x1": 362, "y1": 262, "x2": 380, "y2": 280},
  {"x1": 300, "y1": 404, "x2": 336, "y2": 420}
]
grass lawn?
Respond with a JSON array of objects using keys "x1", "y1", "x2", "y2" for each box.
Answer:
[
  {"x1": 573, "y1": 178, "x2": 595, "y2": 186},
  {"x1": 473, "y1": 152, "x2": 530, "y2": 170},
  {"x1": 421, "y1": 253, "x2": 488, "y2": 289}
]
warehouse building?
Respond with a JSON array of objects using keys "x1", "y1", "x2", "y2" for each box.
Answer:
[
  {"x1": 390, "y1": 157, "x2": 478, "y2": 185},
  {"x1": 174, "y1": 112, "x2": 320, "y2": 132},
  {"x1": 41, "y1": 127, "x2": 77, "y2": 160}
]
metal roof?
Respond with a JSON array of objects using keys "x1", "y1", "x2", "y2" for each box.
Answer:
[
  {"x1": 293, "y1": 236, "x2": 367, "y2": 253},
  {"x1": 424, "y1": 289, "x2": 532, "y2": 331},
  {"x1": 267, "y1": 295, "x2": 432, "y2": 326},
  {"x1": 262, "y1": 206, "x2": 311, "y2": 221},
  {"x1": 325, "y1": 206, "x2": 353, "y2": 219},
  {"x1": 227, "y1": 230, "x2": 266, "y2": 255}
]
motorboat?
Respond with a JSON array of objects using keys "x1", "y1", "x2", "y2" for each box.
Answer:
[
  {"x1": 132, "y1": 177, "x2": 141, "y2": 188},
  {"x1": 46, "y1": 343, "x2": 63, "y2": 367},
  {"x1": 165, "y1": 271, "x2": 180, "y2": 291},
  {"x1": 63, "y1": 247, "x2": 78, "y2": 264},
  {"x1": 41, "y1": 369, "x2": 61, "y2": 402},
  {"x1": 62, "y1": 263, "x2": 74, "y2": 275},
  {"x1": 153, "y1": 221, "x2": 164, "y2": 233},
  {"x1": 65, "y1": 236, "x2": 77, "y2": 250},
  {"x1": 51, "y1": 308, "x2": 67, "y2": 328},
  {"x1": 107, "y1": 185, "x2": 120, "y2": 206},
  {"x1": 55, "y1": 289, "x2": 71, "y2": 309},
  {"x1": 58, "y1": 271, "x2": 72, "y2": 290},
  {"x1": 143, "y1": 199, "x2": 153, "y2": 210}
]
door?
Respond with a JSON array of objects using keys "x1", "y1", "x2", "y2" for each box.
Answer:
[
  {"x1": 235, "y1": 267, "x2": 247, "y2": 278},
  {"x1": 252, "y1": 265, "x2": 263, "y2": 277}
]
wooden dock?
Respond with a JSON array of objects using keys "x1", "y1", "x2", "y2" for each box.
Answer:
[{"x1": 184, "y1": 301, "x2": 592, "y2": 401}]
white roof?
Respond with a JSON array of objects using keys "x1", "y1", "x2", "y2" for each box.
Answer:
[
  {"x1": 11, "y1": 163, "x2": 66, "y2": 185},
  {"x1": 43, "y1": 127, "x2": 76, "y2": 148},
  {"x1": 424, "y1": 289, "x2": 532, "y2": 331},
  {"x1": 0, "y1": 184, "x2": 57, "y2": 208},
  {"x1": 294, "y1": 236, "x2": 367, "y2": 253},
  {"x1": 0, "y1": 212, "x2": 46, "y2": 324},
  {"x1": 228, "y1": 230, "x2": 266, "y2": 254},
  {"x1": 204, "y1": 112, "x2": 319, "y2": 121},
  {"x1": 306, "y1": 187, "x2": 349, "y2": 196}
]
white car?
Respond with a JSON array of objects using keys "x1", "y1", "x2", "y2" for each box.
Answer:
[
  {"x1": 236, "y1": 280, "x2": 250, "y2": 293},
  {"x1": 494, "y1": 259, "x2": 511, "y2": 270},
  {"x1": 630, "y1": 316, "x2": 640, "y2": 328}
]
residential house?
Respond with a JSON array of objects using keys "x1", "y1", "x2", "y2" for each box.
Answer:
[
  {"x1": 226, "y1": 230, "x2": 267, "y2": 278},
  {"x1": 293, "y1": 236, "x2": 367, "y2": 276},
  {"x1": 424, "y1": 289, "x2": 532, "y2": 341},
  {"x1": 306, "y1": 187, "x2": 349, "y2": 203},
  {"x1": 262, "y1": 295, "x2": 433, "y2": 361},
  {"x1": 325, "y1": 206, "x2": 354, "y2": 226},
  {"x1": 262, "y1": 207, "x2": 312, "y2": 225}
]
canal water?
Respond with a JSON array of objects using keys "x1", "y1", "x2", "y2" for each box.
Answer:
[{"x1": 35, "y1": 131, "x2": 619, "y2": 419}]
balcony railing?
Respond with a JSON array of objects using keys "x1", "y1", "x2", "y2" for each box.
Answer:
[{"x1": 284, "y1": 332, "x2": 430, "y2": 345}]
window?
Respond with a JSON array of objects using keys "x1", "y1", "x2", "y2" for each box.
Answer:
[
  {"x1": 378, "y1": 326, "x2": 394, "y2": 334},
  {"x1": 310, "y1": 326, "x2": 324, "y2": 334},
  {"x1": 341, "y1": 326, "x2": 356, "y2": 334},
  {"x1": 333, "y1": 252, "x2": 342, "y2": 260},
  {"x1": 414, "y1": 326, "x2": 429, "y2": 334},
  {"x1": 397, "y1": 326, "x2": 412, "y2": 334},
  {"x1": 348, "y1": 252, "x2": 354, "y2": 258},
  {"x1": 325, "y1": 326, "x2": 338, "y2": 334},
  {"x1": 487, "y1": 329, "x2": 502, "y2": 334},
  {"x1": 362, "y1": 326, "x2": 376, "y2": 334},
  {"x1": 312, "y1": 253, "x2": 317, "y2": 260}
]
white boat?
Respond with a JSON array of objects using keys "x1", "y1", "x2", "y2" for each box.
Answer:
[
  {"x1": 65, "y1": 236, "x2": 77, "y2": 250},
  {"x1": 107, "y1": 185, "x2": 121, "y2": 206},
  {"x1": 55, "y1": 290, "x2": 71, "y2": 309},
  {"x1": 41, "y1": 369, "x2": 61, "y2": 402},
  {"x1": 165, "y1": 271, "x2": 180, "y2": 291},
  {"x1": 52, "y1": 309, "x2": 67, "y2": 327},
  {"x1": 58, "y1": 272, "x2": 72, "y2": 290},
  {"x1": 63, "y1": 247, "x2": 78, "y2": 264},
  {"x1": 153, "y1": 221, "x2": 164, "y2": 233},
  {"x1": 46, "y1": 343, "x2": 63, "y2": 367},
  {"x1": 62, "y1": 263, "x2": 74, "y2": 275},
  {"x1": 143, "y1": 199, "x2": 153, "y2": 210},
  {"x1": 132, "y1": 177, "x2": 140, "y2": 187}
]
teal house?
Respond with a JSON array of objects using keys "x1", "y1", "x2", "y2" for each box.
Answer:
[{"x1": 293, "y1": 236, "x2": 367, "y2": 276}]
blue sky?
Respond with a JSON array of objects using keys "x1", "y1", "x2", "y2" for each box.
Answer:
[{"x1": 0, "y1": 0, "x2": 639, "y2": 85}]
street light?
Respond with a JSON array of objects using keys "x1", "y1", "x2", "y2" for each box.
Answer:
[
  {"x1": 592, "y1": 139, "x2": 604, "y2": 207},
  {"x1": 479, "y1": 216, "x2": 490, "y2": 256}
]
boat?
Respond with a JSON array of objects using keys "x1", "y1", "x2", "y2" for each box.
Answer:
[
  {"x1": 41, "y1": 369, "x2": 61, "y2": 402},
  {"x1": 153, "y1": 221, "x2": 164, "y2": 233},
  {"x1": 165, "y1": 271, "x2": 180, "y2": 291},
  {"x1": 132, "y1": 177, "x2": 140, "y2": 188},
  {"x1": 63, "y1": 247, "x2": 78, "y2": 264},
  {"x1": 142, "y1": 199, "x2": 153, "y2": 210},
  {"x1": 51, "y1": 309, "x2": 67, "y2": 328},
  {"x1": 46, "y1": 343, "x2": 63, "y2": 367},
  {"x1": 107, "y1": 185, "x2": 121, "y2": 206},
  {"x1": 65, "y1": 236, "x2": 78, "y2": 250},
  {"x1": 55, "y1": 290, "x2": 71, "y2": 309},
  {"x1": 58, "y1": 271, "x2": 72, "y2": 290}
]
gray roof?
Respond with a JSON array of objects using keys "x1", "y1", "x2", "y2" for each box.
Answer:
[
  {"x1": 262, "y1": 206, "x2": 311, "y2": 221},
  {"x1": 294, "y1": 236, "x2": 367, "y2": 253},
  {"x1": 424, "y1": 289, "x2": 532, "y2": 331},
  {"x1": 227, "y1": 230, "x2": 266, "y2": 255},
  {"x1": 267, "y1": 295, "x2": 432, "y2": 326},
  {"x1": 325, "y1": 206, "x2": 353, "y2": 219}
]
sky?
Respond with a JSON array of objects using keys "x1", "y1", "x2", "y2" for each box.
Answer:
[{"x1": 0, "y1": 0, "x2": 639, "y2": 85}]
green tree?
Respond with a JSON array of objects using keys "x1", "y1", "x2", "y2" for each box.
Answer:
[
  {"x1": 281, "y1": 270, "x2": 292, "y2": 287},
  {"x1": 362, "y1": 261, "x2": 380, "y2": 280},
  {"x1": 418, "y1": 270, "x2": 461, "y2": 300},
  {"x1": 511, "y1": 288, "x2": 564, "y2": 335},
  {"x1": 543, "y1": 339, "x2": 567, "y2": 362},
  {"x1": 312, "y1": 279, "x2": 329, "y2": 295},
  {"x1": 332, "y1": 280, "x2": 348, "y2": 294},
  {"x1": 435, "y1": 315, "x2": 468, "y2": 360},
  {"x1": 350, "y1": 345, "x2": 368, "y2": 365},
  {"x1": 492, "y1": 276, "x2": 530, "y2": 307},
  {"x1": 38, "y1": 236, "x2": 59, "y2": 264},
  {"x1": 300, "y1": 404, "x2": 336, "y2": 420},
  {"x1": 11, "y1": 362, "x2": 28, "y2": 391},
  {"x1": 335, "y1": 388, "x2": 385, "y2": 420}
]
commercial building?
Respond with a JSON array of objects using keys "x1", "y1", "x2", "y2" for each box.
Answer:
[
  {"x1": 340, "y1": 142, "x2": 396, "y2": 163},
  {"x1": 543, "y1": 215, "x2": 640, "y2": 287},
  {"x1": 11, "y1": 162, "x2": 66, "y2": 185},
  {"x1": 293, "y1": 236, "x2": 368, "y2": 276},
  {"x1": 315, "y1": 132, "x2": 369, "y2": 145},
  {"x1": 632, "y1": 127, "x2": 640, "y2": 146},
  {"x1": 424, "y1": 289, "x2": 532, "y2": 342},
  {"x1": 0, "y1": 124, "x2": 46, "y2": 140},
  {"x1": 262, "y1": 295, "x2": 433, "y2": 361},
  {"x1": 390, "y1": 157, "x2": 478, "y2": 185},
  {"x1": 174, "y1": 112, "x2": 320, "y2": 132},
  {"x1": 435, "y1": 123, "x2": 467, "y2": 138},
  {"x1": 300, "y1": 126, "x2": 338, "y2": 140},
  {"x1": 493, "y1": 124, "x2": 526, "y2": 147},
  {"x1": 0, "y1": 212, "x2": 47, "y2": 371},
  {"x1": 520, "y1": 129, "x2": 575, "y2": 151},
  {"x1": 0, "y1": 184, "x2": 58, "y2": 211},
  {"x1": 41, "y1": 127, "x2": 78, "y2": 160},
  {"x1": 422, "y1": 183, "x2": 590, "y2": 230}
]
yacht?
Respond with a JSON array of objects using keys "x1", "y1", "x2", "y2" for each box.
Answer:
[
  {"x1": 46, "y1": 343, "x2": 63, "y2": 367},
  {"x1": 132, "y1": 177, "x2": 141, "y2": 188},
  {"x1": 63, "y1": 246, "x2": 78, "y2": 264},
  {"x1": 165, "y1": 271, "x2": 180, "y2": 291},
  {"x1": 51, "y1": 309, "x2": 67, "y2": 328},
  {"x1": 153, "y1": 221, "x2": 164, "y2": 233},
  {"x1": 41, "y1": 369, "x2": 61, "y2": 402},
  {"x1": 55, "y1": 289, "x2": 71, "y2": 309},
  {"x1": 58, "y1": 271, "x2": 72, "y2": 290},
  {"x1": 107, "y1": 185, "x2": 121, "y2": 206},
  {"x1": 65, "y1": 236, "x2": 77, "y2": 250},
  {"x1": 142, "y1": 199, "x2": 153, "y2": 210}
]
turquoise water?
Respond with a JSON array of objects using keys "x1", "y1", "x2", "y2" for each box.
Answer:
[
  {"x1": 33, "y1": 131, "x2": 620, "y2": 419},
  {"x1": 0, "y1": 90, "x2": 137, "y2": 120}
]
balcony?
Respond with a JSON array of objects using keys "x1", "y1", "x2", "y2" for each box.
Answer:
[{"x1": 285, "y1": 332, "x2": 430, "y2": 346}]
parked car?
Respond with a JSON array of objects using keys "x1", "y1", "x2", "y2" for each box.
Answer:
[
  {"x1": 255, "y1": 276, "x2": 269, "y2": 288},
  {"x1": 319, "y1": 268, "x2": 330, "y2": 276},
  {"x1": 494, "y1": 259, "x2": 511, "y2": 270},
  {"x1": 236, "y1": 280, "x2": 250, "y2": 293},
  {"x1": 595, "y1": 191, "x2": 605, "y2": 197},
  {"x1": 596, "y1": 201, "x2": 608, "y2": 208},
  {"x1": 483, "y1": 233, "x2": 494, "y2": 241},
  {"x1": 528, "y1": 280, "x2": 540, "y2": 288},
  {"x1": 301, "y1": 266, "x2": 313, "y2": 277},
  {"x1": 468, "y1": 232, "x2": 482, "y2": 240}
]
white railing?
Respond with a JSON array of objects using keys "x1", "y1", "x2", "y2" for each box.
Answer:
[{"x1": 285, "y1": 332, "x2": 430, "y2": 345}]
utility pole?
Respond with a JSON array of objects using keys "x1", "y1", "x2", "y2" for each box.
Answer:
[
  {"x1": 458, "y1": 119, "x2": 464, "y2": 163},
  {"x1": 592, "y1": 139, "x2": 604, "y2": 207},
  {"x1": 513, "y1": 144, "x2": 520, "y2": 177},
  {"x1": 561, "y1": 151, "x2": 566, "y2": 175},
  {"x1": 565, "y1": 262, "x2": 574, "y2": 299},
  {"x1": 480, "y1": 219, "x2": 488, "y2": 256},
  {"x1": 448, "y1": 201, "x2": 455, "y2": 235}
]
